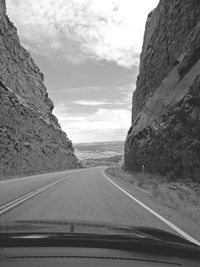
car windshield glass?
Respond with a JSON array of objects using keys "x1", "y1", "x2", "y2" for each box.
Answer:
[{"x1": 0, "y1": 0, "x2": 200, "y2": 249}]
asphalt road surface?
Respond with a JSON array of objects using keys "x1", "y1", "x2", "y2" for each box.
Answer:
[{"x1": 0, "y1": 167, "x2": 199, "y2": 245}]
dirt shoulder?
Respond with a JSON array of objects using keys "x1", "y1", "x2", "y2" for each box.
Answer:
[{"x1": 105, "y1": 166, "x2": 200, "y2": 242}]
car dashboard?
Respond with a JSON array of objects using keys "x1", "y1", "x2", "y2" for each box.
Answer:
[{"x1": 1, "y1": 246, "x2": 200, "y2": 266}]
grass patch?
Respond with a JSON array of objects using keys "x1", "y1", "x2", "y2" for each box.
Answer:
[{"x1": 105, "y1": 166, "x2": 200, "y2": 222}]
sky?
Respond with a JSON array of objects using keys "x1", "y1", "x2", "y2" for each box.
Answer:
[{"x1": 6, "y1": 0, "x2": 159, "y2": 143}]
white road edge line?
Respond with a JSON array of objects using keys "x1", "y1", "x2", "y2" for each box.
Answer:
[
  {"x1": 102, "y1": 169, "x2": 200, "y2": 247},
  {"x1": 0, "y1": 174, "x2": 74, "y2": 216}
]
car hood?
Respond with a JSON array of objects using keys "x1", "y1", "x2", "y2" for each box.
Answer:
[{"x1": 0, "y1": 219, "x2": 197, "y2": 247}]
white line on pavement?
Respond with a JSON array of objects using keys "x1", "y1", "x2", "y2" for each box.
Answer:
[
  {"x1": 0, "y1": 167, "x2": 101, "y2": 184},
  {"x1": 102, "y1": 169, "x2": 200, "y2": 247},
  {"x1": 0, "y1": 174, "x2": 74, "y2": 216},
  {"x1": 0, "y1": 171, "x2": 74, "y2": 184}
]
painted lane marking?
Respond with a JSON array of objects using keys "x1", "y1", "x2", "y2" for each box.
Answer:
[
  {"x1": 0, "y1": 174, "x2": 74, "y2": 216},
  {"x1": 0, "y1": 166, "x2": 101, "y2": 184},
  {"x1": 102, "y1": 169, "x2": 200, "y2": 247}
]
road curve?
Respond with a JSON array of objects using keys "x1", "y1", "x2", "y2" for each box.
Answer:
[{"x1": 0, "y1": 167, "x2": 199, "y2": 244}]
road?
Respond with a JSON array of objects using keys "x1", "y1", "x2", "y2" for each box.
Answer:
[{"x1": 0, "y1": 167, "x2": 199, "y2": 245}]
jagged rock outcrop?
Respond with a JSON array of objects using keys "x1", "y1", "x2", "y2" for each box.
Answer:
[
  {"x1": 0, "y1": 0, "x2": 79, "y2": 177},
  {"x1": 125, "y1": 0, "x2": 200, "y2": 180}
]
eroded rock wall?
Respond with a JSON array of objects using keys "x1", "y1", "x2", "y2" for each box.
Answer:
[
  {"x1": 125, "y1": 0, "x2": 200, "y2": 180},
  {"x1": 0, "y1": 0, "x2": 79, "y2": 177}
]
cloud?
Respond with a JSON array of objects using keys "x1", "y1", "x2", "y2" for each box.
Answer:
[
  {"x1": 58, "y1": 86, "x2": 103, "y2": 92},
  {"x1": 6, "y1": 0, "x2": 159, "y2": 68},
  {"x1": 53, "y1": 106, "x2": 131, "y2": 142},
  {"x1": 72, "y1": 128, "x2": 128, "y2": 143},
  {"x1": 73, "y1": 100, "x2": 120, "y2": 106}
]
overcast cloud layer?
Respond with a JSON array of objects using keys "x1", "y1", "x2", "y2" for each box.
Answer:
[{"x1": 7, "y1": 0, "x2": 159, "y2": 143}]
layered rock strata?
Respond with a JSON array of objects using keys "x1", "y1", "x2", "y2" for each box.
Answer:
[
  {"x1": 0, "y1": 0, "x2": 79, "y2": 177},
  {"x1": 125, "y1": 0, "x2": 200, "y2": 180}
]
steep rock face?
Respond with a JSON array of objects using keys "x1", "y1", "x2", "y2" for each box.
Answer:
[
  {"x1": 0, "y1": 0, "x2": 79, "y2": 177},
  {"x1": 125, "y1": 0, "x2": 200, "y2": 180}
]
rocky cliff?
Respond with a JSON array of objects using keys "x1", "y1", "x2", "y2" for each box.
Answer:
[
  {"x1": 125, "y1": 0, "x2": 200, "y2": 180},
  {"x1": 0, "y1": 0, "x2": 79, "y2": 177}
]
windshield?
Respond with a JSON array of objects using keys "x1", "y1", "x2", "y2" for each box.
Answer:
[{"x1": 0, "y1": 0, "x2": 200, "y2": 249}]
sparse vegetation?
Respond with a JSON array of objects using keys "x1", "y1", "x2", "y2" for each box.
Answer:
[
  {"x1": 105, "y1": 166, "x2": 200, "y2": 222},
  {"x1": 74, "y1": 141, "x2": 124, "y2": 167},
  {"x1": 80, "y1": 155, "x2": 123, "y2": 168}
]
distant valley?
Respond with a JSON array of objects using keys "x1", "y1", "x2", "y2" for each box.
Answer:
[{"x1": 74, "y1": 141, "x2": 124, "y2": 167}]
